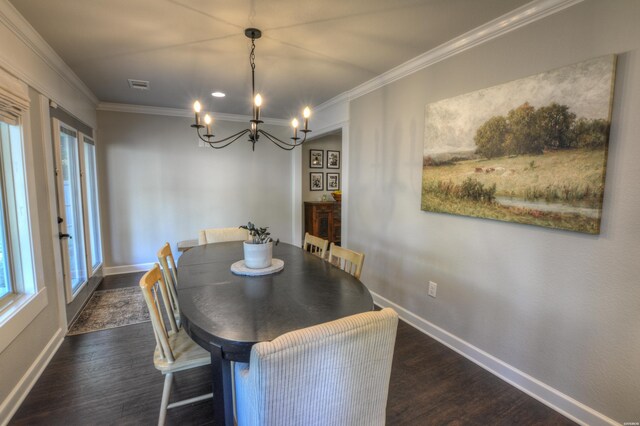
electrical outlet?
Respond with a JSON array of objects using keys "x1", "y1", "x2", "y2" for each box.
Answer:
[{"x1": 428, "y1": 281, "x2": 437, "y2": 298}]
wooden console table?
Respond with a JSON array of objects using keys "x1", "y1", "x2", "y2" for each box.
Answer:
[{"x1": 304, "y1": 201, "x2": 341, "y2": 245}]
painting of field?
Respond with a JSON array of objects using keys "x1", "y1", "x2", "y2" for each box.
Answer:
[{"x1": 421, "y1": 55, "x2": 616, "y2": 234}]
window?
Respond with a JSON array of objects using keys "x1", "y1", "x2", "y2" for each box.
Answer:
[
  {"x1": 0, "y1": 70, "x2": 48, "y2": 354},
  {"x1": 0, "y1": 93, "x2": 36, "y2": 311}
]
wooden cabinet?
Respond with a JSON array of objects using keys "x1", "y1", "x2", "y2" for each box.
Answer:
[{"x1": 304, "y1": 201, "x2": 341, "y2": 245}]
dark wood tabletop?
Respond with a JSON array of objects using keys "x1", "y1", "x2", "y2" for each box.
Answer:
[{"x1": 177, "y1": 241, "x2": 373, "y2": 425}]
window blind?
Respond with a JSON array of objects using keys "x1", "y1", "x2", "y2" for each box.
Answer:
[{"x1": 0, "y1": 67, "x2": 30, "y2": 126}]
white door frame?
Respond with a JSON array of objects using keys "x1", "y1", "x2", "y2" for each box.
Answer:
[
  {"x1": 39, "y1": 96, "x2": 66, "y2": 330},
  {"x1": 293, "y1": 121, "x2": 349, "y2": 248}
]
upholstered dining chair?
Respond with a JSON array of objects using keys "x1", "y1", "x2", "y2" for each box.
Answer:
[
  {"x1": 234, "y1": 308, "x2": 398, "y2": 426},
  {"x1": 328, "y1": 243, "x2": 365, "y2": 279},
  {"x1": 198, "y1": 227, "x2": 249, "y2": 245},
  {"x1": 139, "y1": 264, "x2": 212, "y2": 426},
  {"x1": 303, "y1": 232, "x2": 329, "y2": 259},
  {"x1": 157, "y1": 242, "x2": 179, "y2": 324}
]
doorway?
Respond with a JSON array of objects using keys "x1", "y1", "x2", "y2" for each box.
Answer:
[{"x1": 300, "y1": 130, "x2": 342, "y2": 246}]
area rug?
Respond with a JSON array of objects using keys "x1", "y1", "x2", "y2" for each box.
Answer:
[{"x1": 67, "y1": 287, "x2": 150, "y2": 335}]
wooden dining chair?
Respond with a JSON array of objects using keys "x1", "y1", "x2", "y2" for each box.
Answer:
[
  {"x1": 157, "y1": 242, "x2": 179, "y2": 324},
  {"x1": 328, "y1": 243, "x2": 365, "y2": 279},
  {"x1": 198, "y1": 227, "x2": 249, "y2": 245},
  {"x1": 139, "y1": 264, "x2": 213, "y2": 426},
  {"x1": 234, "y1": 308, "x2": 398, "y2": 426},
  {"x1": 303, "y1": 232, "x2": 329, "y2": 259}
]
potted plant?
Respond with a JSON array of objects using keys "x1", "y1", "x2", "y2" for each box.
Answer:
[{"x1": 240, "y1": 222, "x2": 279, "y2": 269}]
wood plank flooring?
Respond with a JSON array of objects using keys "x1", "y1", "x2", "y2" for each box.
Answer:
[{"x1": 10, "y1": 273, "x2": 575, "y2": 425}]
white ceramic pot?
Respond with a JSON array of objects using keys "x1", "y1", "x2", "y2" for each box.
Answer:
[{"x1": 243, "y1": 241, "x2": 273, "y2": 269}]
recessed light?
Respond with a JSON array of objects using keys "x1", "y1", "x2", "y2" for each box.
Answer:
[{"x1": 212, "y1": 92, "x2": 226, "y2": 98}]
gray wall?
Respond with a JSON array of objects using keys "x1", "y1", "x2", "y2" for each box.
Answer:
[
  {"x1": 0, "y1": 88, "x2": 63, "y2": 405},
  {"x1": 302, "y1": 132, "x2": 342, "y2": 202},
  {"x1": 347, "y1": 1, "x2": 639, "y2": 422},
  {"x1": 96, "y1": 111, "x2": 294, "y2": 267}
]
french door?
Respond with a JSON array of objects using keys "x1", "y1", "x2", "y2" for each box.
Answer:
[{"x1": 52, "y1": 119, "x2": 102, "y2": 301}]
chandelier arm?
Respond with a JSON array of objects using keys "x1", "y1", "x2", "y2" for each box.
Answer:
[
  {"x1": 258, "y1": 130, "x2": 306, "y2": 151},
  {"x1": 197, "y1": 129, "x2": 251, "y2": 149}
]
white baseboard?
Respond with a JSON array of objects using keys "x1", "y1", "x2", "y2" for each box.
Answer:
[
  {"x1": 0, "y1": 327, "x2": 65, "y2": 425},
  {"x1": 103, "y1": 262, "x2": 155, "y2": 276},
  {"x1": 371, "y1": 292, "x2": 619, "y2": 426}
]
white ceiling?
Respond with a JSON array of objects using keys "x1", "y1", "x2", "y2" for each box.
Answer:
[{"x1": 10, "y1": 0, "x2": 530, "y2": 118}]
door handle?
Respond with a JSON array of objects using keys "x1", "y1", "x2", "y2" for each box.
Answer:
[{"x1": 59, "y1": 232, "x2": 72, "y2": 240}]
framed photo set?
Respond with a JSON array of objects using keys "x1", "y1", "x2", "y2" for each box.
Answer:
[
  {"x1": 327, "y1": 150, "x2": 340, "y2": 169},
  {"x1": 327, "y1": 173, "x2": 340, "y2": 191},
  {"x1": 309, "y1": 149, "x2": 323, "y2": 168},
  {"x1": 310, "y1": 172, "x2": 324, "y2": 191}
]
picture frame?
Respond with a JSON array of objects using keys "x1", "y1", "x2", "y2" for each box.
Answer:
[
  {"x1": 327, "y1": 150, "x2": 340, "y2": 169},
  {"x1": 327, "y1": 173, "x2": 340, "y2": 191},
  {"x1": 309, "y1": 149, "x2": 323, "y2": 168},
  {"x1": 421, "y1": 55, "x2": 615, "y2": 235},
  {"x1": 310, "y1": 172, "x2": 324, "y2": 191}
]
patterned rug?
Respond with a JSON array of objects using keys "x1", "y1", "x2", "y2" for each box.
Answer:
[{"x1": 67, "y1": 287, "x2": 150, "y2": 335}]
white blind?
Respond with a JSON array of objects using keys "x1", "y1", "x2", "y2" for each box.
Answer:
[{"x1": 0, "y1": 67, "x2": 30, "y2": 126}]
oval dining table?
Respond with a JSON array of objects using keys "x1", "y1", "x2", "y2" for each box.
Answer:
[{"x1": 177, "y1": 241, "x2": 374, "y2": 426}]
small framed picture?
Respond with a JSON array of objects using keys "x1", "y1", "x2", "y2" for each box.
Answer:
[
  {"x1": 310, "y1": 172, "x2": 324, "y2": 191},
  {"x1": 310, "y1": 149, "x2": 323, "y2": 168},
  {"x1": 327, "y1": 150, "x2": 340, "y2": 169},
  {"x1": 327, "y1": 173, "x2": 340, "y2": 191}
]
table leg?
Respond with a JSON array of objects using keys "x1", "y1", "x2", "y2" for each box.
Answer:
[{"x1": 211, "y1": 344, "x2": 234, "y2": 426}]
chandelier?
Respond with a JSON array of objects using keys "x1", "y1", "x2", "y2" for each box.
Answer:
[{"x1": 191, "y1": 28, "x2": 311, "y2": 151}]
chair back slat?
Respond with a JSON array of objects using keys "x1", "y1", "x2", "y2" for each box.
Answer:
[
  {"x1": 157, "y1": 242, "x2": 180, "y2": 322},
  {"x1": 303, "y1": 232, "x2": 329, "y2": 259},
  {"x1": 199, "y1": 227, "x2": 249, "y2": 245},
  {"x1": 328, "y1": 243, "x2": 365, "y2": 279},
  {"x1": 140, "y1": 264, "x2": 178, "y2": 363}
]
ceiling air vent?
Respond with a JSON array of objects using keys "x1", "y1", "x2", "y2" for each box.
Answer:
[{"x1": 128, "y1": 79, "x2": 150, "y2": 90}]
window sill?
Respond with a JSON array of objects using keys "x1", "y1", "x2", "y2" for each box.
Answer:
[{"x1": 0, "y1": 288, "x2": 48, "y2": 354}]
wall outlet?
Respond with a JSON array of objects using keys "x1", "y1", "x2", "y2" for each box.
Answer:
[{"x1": 428, "y1": 281, "x2": 437, "y2": 298}]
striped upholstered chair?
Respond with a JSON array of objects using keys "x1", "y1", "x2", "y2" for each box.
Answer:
[{"x1": 234, "y1": 308, "x2": 398, "y2": 426}]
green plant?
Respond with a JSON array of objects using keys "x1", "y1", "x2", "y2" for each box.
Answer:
[{"x1": 240, "y1": 222, "x2": 279, "y2": 245}]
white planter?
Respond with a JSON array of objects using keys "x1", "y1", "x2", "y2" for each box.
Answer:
[{"x1": 243, "y1": 241, "x2": 273, "y2": 269}]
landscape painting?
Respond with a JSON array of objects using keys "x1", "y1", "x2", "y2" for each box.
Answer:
[{"x1": 421, "y1": 55, "x2": 616, "y2": 234}]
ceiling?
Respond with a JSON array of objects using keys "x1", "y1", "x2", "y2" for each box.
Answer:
[{"x1": 10, "y1": 0, "x2": 530, "y2": 119}]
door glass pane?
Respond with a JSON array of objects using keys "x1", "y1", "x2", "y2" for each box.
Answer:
[
  {"x1": 83, "y1": 140, "x2": 102, "y2": 270},
  {"x1": 60, "y1": 127, "x2": 87, "y2": 291}
]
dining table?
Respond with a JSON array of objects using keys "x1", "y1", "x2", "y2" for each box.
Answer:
[{"x1": 177, "y1": 241, "x2": 374, "y2": 426}]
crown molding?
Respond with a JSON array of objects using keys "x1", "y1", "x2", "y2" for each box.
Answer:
[
  {"x1": 0, "y1": 0, "x2": 98, "y2": 105},
  {"x1": 97, "y1": 102, "x2": 290, "y2": 127},
  {"x1": 315, "y1": 0, "x2": 583, "y2": 113}
]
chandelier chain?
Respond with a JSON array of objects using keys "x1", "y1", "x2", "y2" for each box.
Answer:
[{"x1": 250, "y1": 37, "x2": 256, "y2": 98}]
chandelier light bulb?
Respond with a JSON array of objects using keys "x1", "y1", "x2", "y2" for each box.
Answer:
[
  {"x1": 204, "y1": 114, "x2": 212, "y2": 125},
  {"x1": 193, "y1": 101, "x2": 202, "y2": 113},
  {"x1": 303, "y1": 107, "x2": 311, "y2": 118},
  {"x1": 291, "y1": 118, "x2": 299, "y2": 128},
  {"x1": 254, "y1": 94, "x2": 263, "y2": 107}
]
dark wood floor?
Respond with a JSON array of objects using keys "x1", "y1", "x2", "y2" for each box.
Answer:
[{"x1": 10, "y1": 273, "x2": 574, "y2": 425}]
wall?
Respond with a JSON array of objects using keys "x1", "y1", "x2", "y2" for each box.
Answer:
[
  {"x1": 97, "y1": 111, "x2": 294, "y2": 269},
  {"x1": 348, "y1": 1, "x2": 639, "y2": 423},
  {"x1": 301, "y1": 132, "x2": 342, "y2": 202},
  {"x1": 0, "y1": 0, "x2": 97, "y2": 420}
]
